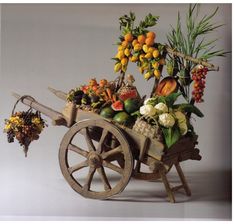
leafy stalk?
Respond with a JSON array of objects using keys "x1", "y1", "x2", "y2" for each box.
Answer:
[{"x1": 167, "y1": 4, "x2": 227, "y2": 102}]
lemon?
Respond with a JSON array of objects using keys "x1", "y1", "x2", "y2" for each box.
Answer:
[
  {"x1": 139, "y1": 66, "x2": 144, "y2": 74},
  {"x1": 122, "y1": 64, "x2": 127, "y2": 72},
  {"x1": 139, "y1": 54, "x2": 145, "y2": 62},
  {"x1": 148, "y1": 47, "x2": 155, "y2": 54},
  {"x1": 152, "y1": 61, "x2": 159, "y2": 69},
  {"x1": 124, "y1": 48, "x2": 131, "y2": 57},
  {"x1": 117, "y1": 50, "x2": 125, "y2": 60},
  {"x1": 114, "y1": 63, "x2": 122, "y2": 72},
  {"x1": 144, "y1": 72, "x2": 152, "y2": 80},
  {"x1": 153, "y1": 50, "x2": 160, "y2": 58},
  {"x1": 154, "y1": 69, "x2": 161, "y2": 79},
  {"x1": 145, "y1": 52, "x2": 152, "y2": 59},
  {"x1": 142, "y1": 62, "x2": 149, "y2": 70},
  {"x1": 134, "y1": 43, "x2": 142, "y2": 51},
  {"x1": 130, "y1": 55, "x2": 138, "y2": 62},
  {"x1": 142, "y1": 44, "x2": 149, "y2": 53},
  {"x1": 118, "y1": 45, "x2": 124, "y2": 51},
  {"x1": 132, "y1": 39, "x2": 138, "y2": 47}
]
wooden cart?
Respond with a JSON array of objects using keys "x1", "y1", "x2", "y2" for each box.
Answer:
[{"x1": 13, "y1": 88, "x2": 201, "y2": 203}]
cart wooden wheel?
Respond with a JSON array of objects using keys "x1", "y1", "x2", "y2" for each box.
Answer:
[{"x1": 59, "y1": 119, "x2": 133, "y2": 199}]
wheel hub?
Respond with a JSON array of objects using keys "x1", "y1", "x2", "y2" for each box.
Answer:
[{"x1": 88, "y1": 152, "x2": 102, "y2": 168}]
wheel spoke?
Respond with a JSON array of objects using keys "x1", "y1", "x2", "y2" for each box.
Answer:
[
  {"x1": 101, "y1": 145, "x2": 122, "y2": 159},
  {"x1": 68, "y1": 160, "x2": 88, "y2": 174},
  {"x1": 84, "y1": 128, "x2": 96, "y2": 152},
  {"x1": 68, "y1": 144, "x2": 88, "y2": 158},
  {"x1": 97, "y1": 129, "x2": 109, "y2": 153},
  {"x1": 83, "y1": 167, "x2": 96, "y2": 191},
  {"x1": 103, "y1": 160, "x2": 123, "y2": 174},
  {"x1": 97, "y1": 166, "x2": 111, "y2": 191}
]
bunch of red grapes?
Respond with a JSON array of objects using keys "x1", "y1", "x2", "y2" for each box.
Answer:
[{"x1": 191, "y1": 65, "x2": 208, "y2": 103}]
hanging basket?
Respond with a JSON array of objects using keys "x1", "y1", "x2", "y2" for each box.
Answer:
[{"x1": 4, "y1": 95, "x2": 47, "y2": 157}]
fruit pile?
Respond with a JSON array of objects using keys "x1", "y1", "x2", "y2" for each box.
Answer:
[
  {"x1": 67, "y1": 78, "x2": 117, "y2": 112},
  {"x1": 114, "y1": 31, "x2": 165, "y2": 80},
  {"x1": 113, "y1": 13, "x2": 165, "y2": 80},
  {"x1": 191, "y1": 65, "x2": 208, "y2": 103},
  {"x1": 67, "y1": 76, "x2": 142, "y2": 127},
  {"x1": 100, "y1": 96, "x2": 141, "y2": 127},
  {"x1": 4, "y1": 110, "x2": 47, "y2": 157}
]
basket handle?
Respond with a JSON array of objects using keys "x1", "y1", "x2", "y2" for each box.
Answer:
[
  {"x1": 11, "y1": 95, "x2": 36, "y2": 116},
  {"x1": 138, "y1": 114, "x2": 159, "y2": 127}
]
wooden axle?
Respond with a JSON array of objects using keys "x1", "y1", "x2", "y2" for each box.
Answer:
[{"x1": 12, "y1": 92, "x2": 67, "y2": 126}]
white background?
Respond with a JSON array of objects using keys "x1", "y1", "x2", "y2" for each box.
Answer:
[{"x1": 0, "y1": 4, "x2": 231, "y2": 220}]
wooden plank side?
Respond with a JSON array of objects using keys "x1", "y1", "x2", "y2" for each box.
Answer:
[{"x1": 121, "y1": 126, "x2": 164, "y2": 161}]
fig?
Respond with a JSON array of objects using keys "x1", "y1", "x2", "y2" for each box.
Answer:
[{"x1": 156, "y1": 76, "x2": 178, "y2": 96}]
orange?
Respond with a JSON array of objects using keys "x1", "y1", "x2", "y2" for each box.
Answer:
[
  {"x1": 137, "y1": 35, "x2": 146, "y2": 45},
  {"x1": 121, "y1": 57, "x2": 128, "y2": 65},
  {"x1": 122, "y1": 40, "x2": 129, "y2": 48},
  {"x1": 124, "y1": 33, "x2": 134, "y2": 42},
  {"x1": 145, "y1": 37, "x2": 154, "y2": 47},
  {"x1": 146, "y1": 31, "x2": 156, "y2": 40}
]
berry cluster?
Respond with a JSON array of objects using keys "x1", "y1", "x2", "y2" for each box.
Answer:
[{"x1": 191, "y1": 65, "x2": 208, "y2": 103}]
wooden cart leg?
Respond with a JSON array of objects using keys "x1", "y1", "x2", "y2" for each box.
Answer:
[
  {"x1": 175, "y1": 162, "x2": 191, "y2": 196},
  {"x1": 159, "y1": 169, "x2": 176, "y2": 203}
]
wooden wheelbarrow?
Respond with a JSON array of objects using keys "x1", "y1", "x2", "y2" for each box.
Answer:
[{"x1": 12, "y1": 88, "x2": 201, "y2": 203}]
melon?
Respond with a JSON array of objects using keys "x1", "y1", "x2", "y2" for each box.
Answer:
[
  {"x1": 100, "y1": 107, "x2": 115, "y2": 118},
  {"x1": 124, "y1": 98, "x2": 139, "y2": 113},
  {"x1": 118, "y1": 89, "x2": 138, "y2": 101},
  {"x1": 111, "y1": 100, "x2": 124, "y2": 111},
  {"x1": 113, "y1": 112, "x2": 132, "y2": 126}
]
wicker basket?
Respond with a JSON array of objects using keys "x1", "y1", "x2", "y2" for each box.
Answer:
[{"x1": 133, "y1": 116, "x2": 163, "y2": 142}]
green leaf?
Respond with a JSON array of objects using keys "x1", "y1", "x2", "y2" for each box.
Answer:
[
  {"x1": 174, "y1": 103, "x2": 204, "y2": 117},
  {"x1": 164, "y1": 92, "x2": 181, "y2": 107},
  {"x1": 162, "y1": 126, "x2": 181, "y2": 148},
  {"x1": 131, "y1": 110, "x2": 141, "y2": 117}
]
